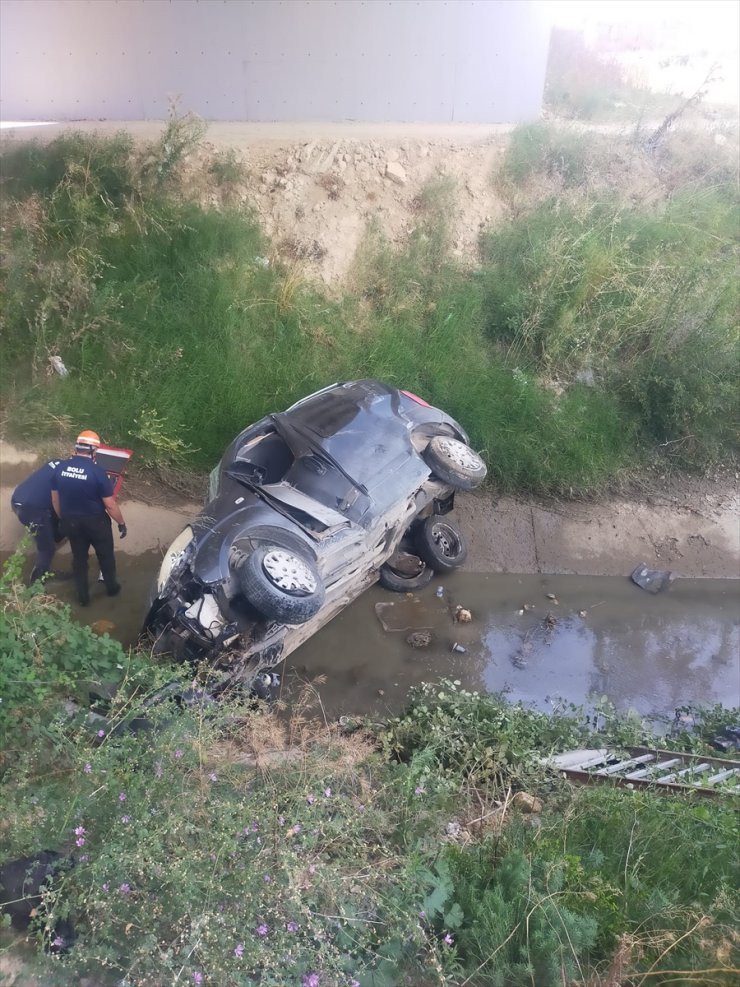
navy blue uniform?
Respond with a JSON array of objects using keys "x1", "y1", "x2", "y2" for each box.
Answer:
[
  {"x1": 52, "y1": 455, "x2": 119, "y2": 605},
  {"x1": 11, "y1": 461, "x2": 62, "y2": 581}
]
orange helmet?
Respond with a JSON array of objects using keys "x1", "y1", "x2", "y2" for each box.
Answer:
[{"x1": 75, "y1": 429, "x2": 102, "y2": 451}]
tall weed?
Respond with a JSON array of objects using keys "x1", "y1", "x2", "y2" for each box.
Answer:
[{"x1": 480, "y1": 191, "x2": 740, "y2": 463}]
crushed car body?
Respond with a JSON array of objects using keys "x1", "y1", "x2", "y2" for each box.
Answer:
[{"x1": 142, "y1": 379, "x2": 486, "y2": 693}]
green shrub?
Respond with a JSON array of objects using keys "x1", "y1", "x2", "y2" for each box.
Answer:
[
  {"x1": 0, "y1": 550, "x2": 129, "y2": 740},
  {"x1": 1, "y1": 698, "x2": 458, "y2": 986}
]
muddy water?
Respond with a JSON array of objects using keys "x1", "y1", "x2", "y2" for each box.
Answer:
[
  {"x1": 12, "y1": 549, "x2": 738, "y2": 724},
  {"x1": 287, "y1": 573, "x2": 740, "y2": 722}
]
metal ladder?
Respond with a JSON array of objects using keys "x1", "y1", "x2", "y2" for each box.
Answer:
[{"x1": 548, "y1": 746, "x2": 740, "y2": 797}]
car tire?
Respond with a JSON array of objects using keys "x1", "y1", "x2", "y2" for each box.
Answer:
[
  {"x1": 378, "y1": 560, "x2": 434, "y2": 593},
  {"x1": 414, "y1": 516, "x2": 468, "y2": 571},
  {"x1": 423, "y1": 436, "x2": 487, "y2": 491},
  {"x1": 240, "y1": 545, "x2": 325, "y2": 625}
]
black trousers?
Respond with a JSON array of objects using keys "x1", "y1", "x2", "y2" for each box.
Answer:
[
  {"x1": 62, "y1": 514, "x2": 117, "y2": 603},
  {"x1": 12, "y1": 504, "x2": 61, "y2": 581}
]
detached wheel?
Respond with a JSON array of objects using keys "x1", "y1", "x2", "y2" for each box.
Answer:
[
  {"x1": 414, "y1": 516, "x2": 467, "y2": 572},
  {"x1": 240, "y1": 546, "x2": 324, "y2": 625},
  {"x1": 378, "y1": 556, "x2": 434, "y2": 593},
  {"x1": 423, "y1": 436, "x2": 487, "y2": 491}
]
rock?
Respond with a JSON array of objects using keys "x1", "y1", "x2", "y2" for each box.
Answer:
[
  {"x1": 385, "y1": 161, "x2": 407, "y2": 185},
  {"x1": 454, "y1": 605, "x2": 472, "y2": 623},
  {"x1": 512, "y1": 791, "x2": 542, "y2": 813},
  {"x1": 91, "y1": 619, "x2": 115, "y2": 635},
  {"x1": 630, "y1": 563, "x2": 675, "y2": 593},
  {"x1": 407, "y1": 630, "x2": 433, "y2": 649}
]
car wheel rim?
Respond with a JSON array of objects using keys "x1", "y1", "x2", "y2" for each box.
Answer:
[
  {"x1": 262, "y1": 550, "x2": 317, "y2": 594},
  {"x1": 436, "y1": 438, "x2": 482, "y2": 472},
  {"x1": 433, "y1": 524, "x2": 459, "y2": 558}
]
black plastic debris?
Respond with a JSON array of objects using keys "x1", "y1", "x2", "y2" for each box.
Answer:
[{"x1": 630, "y1": 563, "x2": 676, "y2": 594}]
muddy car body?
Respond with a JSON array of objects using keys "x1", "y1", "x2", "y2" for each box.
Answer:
[{"x1": 143, "y1": 380, "x2": 486, "y2": 693}]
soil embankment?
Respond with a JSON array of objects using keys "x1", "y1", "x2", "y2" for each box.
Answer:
[{"x1": 2, "y1": 441, "x2": 737, "y2": 578}]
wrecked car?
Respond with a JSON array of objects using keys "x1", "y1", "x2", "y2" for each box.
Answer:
[{"x1": 142, "y1": 379, "x2": 486, "y2": 693}]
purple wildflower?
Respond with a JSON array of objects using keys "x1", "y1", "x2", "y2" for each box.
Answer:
[
  {"x1": 119, "y1": 883, "x2": 130, "y2": 894},
  {"x1": 251, "y1": 821, "x2": 259, "y2": 831},
  {"x1": 102, "y1": 882, "x2": 110, "y2": 892},
  {"x1": 75, "y1": 837, "x2": 85, "y2": 847},
  {"x1": 443, "y1": 932, "x2": 454, "y2": 945},
  {"x1": 324, "y1": 787, "x2": 332, "y2": 797},
  {"x1": 79, "y1": 854, "x2": 89, "y2": 863},
  {"x1": 263, "y1": 873, "x2": 272, "y2": 883},
  {"x1": 83, "y1": 763, "x2": 92, "y2": 773},
  {"x1": 286, "y1": 920, "x2": 299, "y2": 933},
  {"x1": 303, "y1": 974, "x2": 320, "y2": 987},
  {"x1": 174, "y1": 749, "x2": 183, "y2": 759},
  {"x1": 74, "y1": 825, "x2": 86, "y2": 836},
  {"x1": 308, "y1": 863, "x2": 316, "y2": 875},
  {"x1": 118, "y1": 792, "x2": 127, "y2": 802},
  {"x1": 121, "y1": 815, "x2": 130, "y2": 824},
  {"x1": 97, "y1": 729, "x2": 105, "y2": 738},
  {"x1": 278, "y1": 815, "x2": 285, "y2": 826},
  {"x1": 234, "y1": 943, "x2": 244, "y2": 959},
  {"x1": 209, "y1": 772, "x2": 217, "y2": 782},
  {"x1": 256, "y1": 923, "x2": 269, "y2": 937},
  {"x1": 290, "y1": 823, "x2": 301, "y2": 835},
  {"x1": 306, "y1": 794, "x2": 316, "y2": 805},
  {"x1": 193, "y1": 974, "x2": 203, "y2": 985},
  {"x1": 350, "y1": 981, "x2": 361, "y2": 987},
  {"x1": 52, "y1": 935, "x2": 65, "y2": 948},
  {"x1": 415, "y1": 785, "x2": 425, "y2": 795},
  {"x1": 418, "y1": 910, "x2": 426, "y2": 919}
]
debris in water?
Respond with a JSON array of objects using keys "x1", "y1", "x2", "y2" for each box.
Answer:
[
  {"x1": 374, "y1": 599, "x2": 432, "y2": 633},
  {"x1": 578, "y1": 610, "x2": 588, "y2": 618},
  {"x1": 523, "y1": 603, "x2": 536, "y2": 611},
  {"x1": 631, "y1": 563, "x2": 675, "y2": 594},
  {"x1": 546, "y1": 592, "x2": 557, "y2": 601},
  {"x1": 91, "y1": 619, "x2": 116, "y2": 635},
  {"x1": 454, "y1": 605, "x2": 472, "y2": 623},
  {"x1": 451, "y1": 642, "x2": 467, "y2": 654},
  {"x1": 436, "y1": 585, "x2": 444, "y2": 598},
  {"x1": 377, "y1": 689, "x2": 385, "y2": 697},
  {"x1": 544, "y1": 612, "x2": 558, "y2": 632},
  {"x1": 406, "y1": 630, "x2": 432, "y2": 649}
]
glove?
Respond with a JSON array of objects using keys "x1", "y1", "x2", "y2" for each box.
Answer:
[{"x1": 118, "y1": 523, "x2": 128, "y2": 540}]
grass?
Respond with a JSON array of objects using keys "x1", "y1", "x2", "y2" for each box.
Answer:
[
  {"x1": 2, "y1": 564, "x2": 738, "y2": 987},
  {"x1": 1, "y1": 118, "x2": 738, "y2": 491}
]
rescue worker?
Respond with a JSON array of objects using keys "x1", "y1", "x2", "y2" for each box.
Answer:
[
  {"x1": 51, "y1": 430, "x2": 128, "y2": 606},
  {"x1": 10, "y1": 458, "x2": 65, "y2": 582}
]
